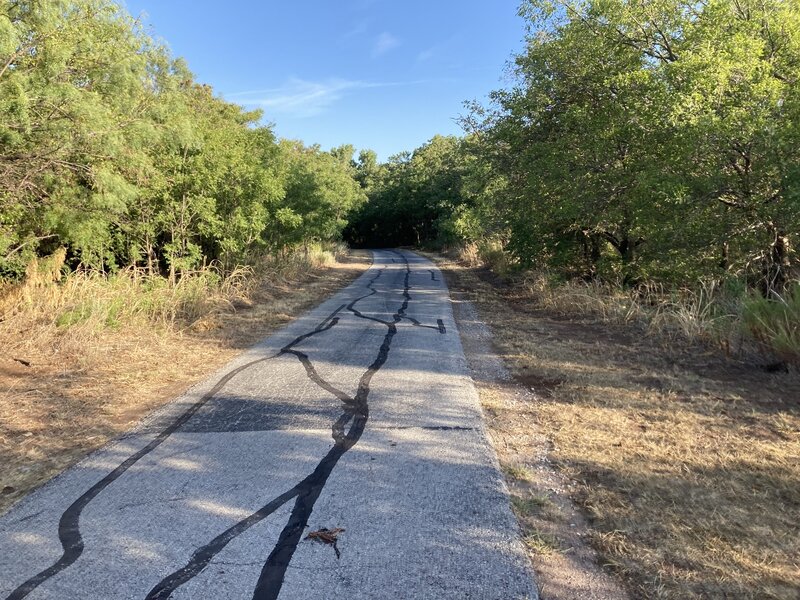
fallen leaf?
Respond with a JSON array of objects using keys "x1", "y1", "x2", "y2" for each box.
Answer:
[{"x1": 305, "y1": 527, "x2": 345, "y2": 559}]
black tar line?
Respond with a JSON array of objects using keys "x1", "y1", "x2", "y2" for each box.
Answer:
[
  {"x1": 5, "y1": 295, "x2": 352, "y2": 599},
  {"x1": 148, "y1": 250, "x2": 442, "y2": 600},
  {"x1": 5, "y1": 251, "x2": 447, "y2": 600}
]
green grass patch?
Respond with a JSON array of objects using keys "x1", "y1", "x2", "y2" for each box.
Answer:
[
  {"x1": 502, "y1": 462, "x2": 533, "y2": 481},
  {"x1": 742, "y1": 285, "x2": 800, "y2": 364}
]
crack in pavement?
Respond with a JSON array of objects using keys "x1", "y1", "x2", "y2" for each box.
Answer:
[
  {"x1": 5, "y1": 251, "x2": 448, "y2": 600},
  {"x1": 4, "y1": 300, "x2": 349, "y2": 600},
  {"x1": 116, "y1": 496, "x2": 188, "y2": 512},
  {"x1": 400, "y1": 314, "x2": 446, "y2": 334},
  {"x1": 146, "y1": 251, "x2": 446, "y2": 600},
  {"x1": 344, "y1": 267, "x2": 391, "y2": 327}
]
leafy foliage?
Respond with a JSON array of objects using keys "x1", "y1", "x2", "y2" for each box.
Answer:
[
  {"x1": 345, "y1": 135, "x2": 472, "y2": 247},
  {"x1": 348, "y1": 0, "x2": 800, "y2": 299},
  {"x1": 0, "y1": 0, "x2": 364, "y2": 280},
  {"x1": 5, "y1": 0, "x2": 800, "y2": 310},
  {"x1": 475, "y1": 0, "x2": 800, "y2": 290}
]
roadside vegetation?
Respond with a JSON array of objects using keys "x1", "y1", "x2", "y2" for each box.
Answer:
[
  {"x1": 439, "y1": 253, "x2": 800, "y2": 599},
  {"x1": 1, "y1": 245, "x2": 369, "y2": 514},
  {"x1": 1, "y1": 1, "x2": 366, "y2": 281}
]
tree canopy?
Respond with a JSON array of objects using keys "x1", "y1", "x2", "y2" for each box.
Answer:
[
  {"x1": 0, "y1": 0, "x2": 365, "y2": 279},
  {"x1": 3, "y1": 0, "x2": 799, "y2": 296},
  {"x1": 346, "y1": 0, "x2": 800, "y2": 294}
]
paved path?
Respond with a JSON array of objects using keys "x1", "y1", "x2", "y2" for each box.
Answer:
[{"x1": 0, "y1": 250, "x2": 537, "y2": 600}]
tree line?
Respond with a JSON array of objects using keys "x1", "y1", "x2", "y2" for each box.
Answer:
[
  {"x1": 348, "y1": 0, "x2": 800, "y2": 295},
  {"x1": 1, "y1": 0, "x2": 365, "y2": 281},
  {"x1": 5, "y1": 0, "x2": 799, "y2": 298}
]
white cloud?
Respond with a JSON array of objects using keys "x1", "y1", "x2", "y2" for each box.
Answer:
[
  {"x1": 417, "y1": 48, "x2": 435, "y2": 62},
  {"x1": 227, "y1": 79, "x2": 365, "y2": 118},
  {"x1": 341, "y1": 18, "x2": 370, "y2": 41},
  {"x1": 227, "y1": 77, "x2": 424, "y2": 119},
  {"x1": 372, "y1": 32, "x2": 400, "y2": 57}
]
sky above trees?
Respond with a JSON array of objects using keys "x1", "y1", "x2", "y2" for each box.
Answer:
[{"x1": 122, "y1": 0, "x2": 525, "y2": 160}]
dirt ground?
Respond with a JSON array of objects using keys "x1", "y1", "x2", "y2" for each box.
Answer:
[
  {"x1": 0, "y1": 252, "x2": 370, "y2": 515},
  {"x1": 436, "y1": 255, "x2": 800, "y2": 600}
]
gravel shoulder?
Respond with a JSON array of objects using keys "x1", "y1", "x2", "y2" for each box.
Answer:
[{"x1": 449, "y1": 288, "x2": 630, "y2": 600}]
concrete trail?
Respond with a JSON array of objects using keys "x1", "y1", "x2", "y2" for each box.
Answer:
[{"x1": 0, "y1": 250, "x2": 537, "y2": 600}]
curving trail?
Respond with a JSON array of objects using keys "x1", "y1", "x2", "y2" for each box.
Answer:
[{"x1": 0, "y1": 250, "x2": 537, "y2": 600}]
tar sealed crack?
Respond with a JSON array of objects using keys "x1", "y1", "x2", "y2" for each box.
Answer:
[{"x1": 5, "y1": 251, "x2": 447, "y2": 600}]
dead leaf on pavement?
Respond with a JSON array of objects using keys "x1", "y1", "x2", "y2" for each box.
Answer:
[{"x1": 305, "y1": 527, "x2": 345, "y2": 559}]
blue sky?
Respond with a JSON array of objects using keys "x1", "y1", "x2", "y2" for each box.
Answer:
[{"x1": 123, "y1": 0, "x2": 526, "y2": 160}]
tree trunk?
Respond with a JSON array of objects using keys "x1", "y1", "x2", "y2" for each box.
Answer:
[
  {"x1": 719, "y1": 241, "x2": 729, "y2": 271},
  {"x1": 763, "y1": 227, "x2": 792, "y2": 297},
  {"x1": 580, "y1": 231, "x2": 601, "y2": 280},
  {"x1": 602, "y1": 231, "x2": 640, "y2": 286}
]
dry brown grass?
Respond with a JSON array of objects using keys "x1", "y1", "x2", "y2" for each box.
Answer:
[
  {"x1": 0, "y1": 247, "x2": 370, "y2": 514},
  {"x1": 451, "y1": 243, "x2": 800, "y2": 366},
  {"x1": 436, "y1": 254, "x2": 800, "y2": 600}
]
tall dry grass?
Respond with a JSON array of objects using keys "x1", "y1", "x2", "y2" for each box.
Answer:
[
  {"x1": 451, "y1": 242, "x2": 800, "y2": 365},
  {"x1": 0, "y1": 242, "x2": 366, "y2": 515},
  {"x1": 438, "y1": 250, "x2": 800, "y2": 599},
  {"x1": 455, "y1": 239, "x2": 517, "y2": 274},
  {"x1": 0, "y1": 242, "x2": 348, "y2": 364},
  {"x1": 742, "y1": 284, "x2": 800, "y2": 364},
  {"x1": 1, "y1": 243, "x2": 345, "y2": 328}
]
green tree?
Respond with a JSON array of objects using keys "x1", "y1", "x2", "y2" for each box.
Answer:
[
  {"x1": 0, "y1": 0, "x2": 166, "y2": 273},
  {"x1": 1, "y1": 0, "x2": 361, "y2": 282},
  {"x1": 272, "y1": 141, "x2": 366, "y2": 250},
  {"x1": 346, "y1": 136, "x2": 470, "y2": 248},
  {"x1": 465, "y1": 0, "x2": 800, "y2": 289}
]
